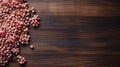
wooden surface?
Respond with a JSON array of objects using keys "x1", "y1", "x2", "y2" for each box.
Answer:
[{"x1": 7, "y1": 0, "x2": 120, "y2": 67}]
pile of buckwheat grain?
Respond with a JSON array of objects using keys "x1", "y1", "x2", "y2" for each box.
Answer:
[{"x1": 0, "y1": 0, "x2": 40, "y2": 66}]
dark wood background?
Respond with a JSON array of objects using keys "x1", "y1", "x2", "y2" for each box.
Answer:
[{"x1": 7, "y1": 0, "x2": 120, "y2": 67}]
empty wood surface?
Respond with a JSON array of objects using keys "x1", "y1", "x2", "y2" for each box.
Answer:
[{"x1": 7, "y1": 0, "x2": 120, "y2": 67}]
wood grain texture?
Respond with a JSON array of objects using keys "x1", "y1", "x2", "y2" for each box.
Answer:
[{"x1": 6, "y1": 0, "x2": 120, "y2": 67}]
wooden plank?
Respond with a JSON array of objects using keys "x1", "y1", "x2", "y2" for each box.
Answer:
[{"x1": 7, "y1": 0, "x2": 120, "y2": 67}]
